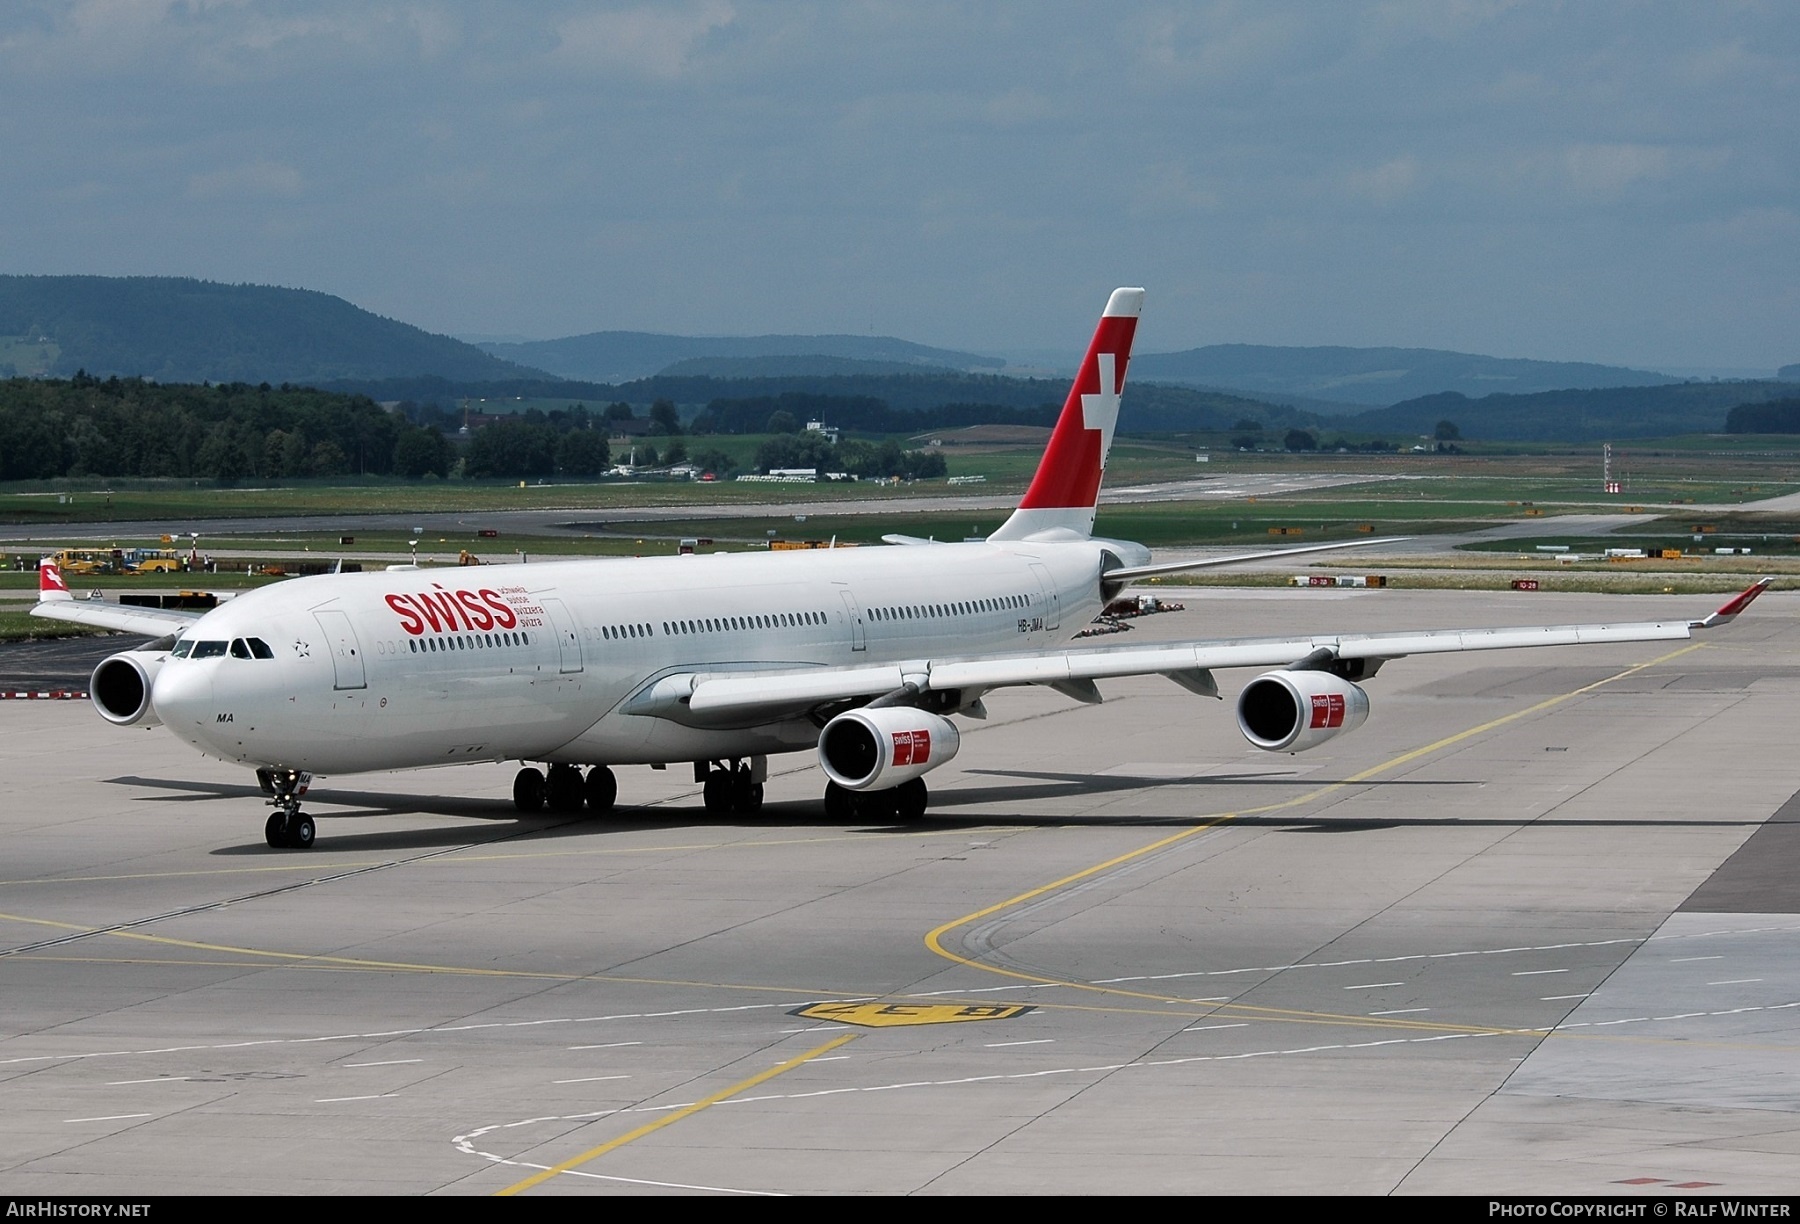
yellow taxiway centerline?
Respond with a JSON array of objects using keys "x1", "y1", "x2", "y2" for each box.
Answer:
[{"x1": 495, "y1": 1032, "x2": 858, "y2": 1196}]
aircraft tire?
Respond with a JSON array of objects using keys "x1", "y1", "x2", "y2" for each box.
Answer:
[
  {"x1": 290, "y1": 814, "x2": 315, "y2": 849},
  {"x1": 735, "y1": 781, "x2": 764, "y2": 816},
  {"x1": 702, "y1": 772, "x2": 732, "y2": 815},
  {"x1": 860, "y1": 790, "x2": 901, "y2": 823},
  {"x1": 513, "y1": 767, "x2": 546, "y2": 813},
  {"x1": 547, "y1": 765, "x2": 585, "y2": 813},
  {"x1": 265, "y1": 812, "x2": 286, "y2": 848},
  {"x1": 823, "y1": 781, "x2": 854, "y2": 822},
  {"x1": 584, "y1": 766, "x2": 618, "y2": 815},
  {"x1": 895, "y1": 778, "x2": 928, "y2": 823}
]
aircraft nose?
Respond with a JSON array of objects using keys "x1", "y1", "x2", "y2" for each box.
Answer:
[{"x1": 152, "y1": 661, "x2": 215, "y2": 744}]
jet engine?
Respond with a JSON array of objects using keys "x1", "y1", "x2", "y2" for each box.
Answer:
[
  {"x1": 819, "y1": 707, "x2": 961, "y2": 792},
  {"x1": 90, "y1": 650, "x2": 168, "y2": 728},
  {"x1": 1236, "y1": 669, "x2": 1369, "y2": 753}
]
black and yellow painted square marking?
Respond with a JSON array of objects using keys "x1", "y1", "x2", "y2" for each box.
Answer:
[{"x1": 794, "y1": 1001, "x2": 1034, "y2": 1028}]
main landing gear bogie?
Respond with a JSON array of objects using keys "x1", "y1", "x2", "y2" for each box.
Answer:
[
  {"x1": 700, "y1": 760, "x2": 764, "y2": 817},
  {"x1": 513, "y1": 764, "x2": 618, "y2": 817},
  {"x1": 823, "y1": 777, "x2": 929, "y2": 824}
]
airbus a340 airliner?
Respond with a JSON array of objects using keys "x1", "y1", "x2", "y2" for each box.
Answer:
[{"x1": 33, "y1": 287, "x2": 1770, "y2": 849}]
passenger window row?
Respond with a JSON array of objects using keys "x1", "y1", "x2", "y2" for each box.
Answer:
[
  {"x1": 660, "y1": 610, "x2": 826, "y2": 636},
  {"x1": 870, "y1": 595, "x2": 1027, "y2": 622},
  {"x1": 407, "y1": 631, "x2": 531, "y2": 653}
]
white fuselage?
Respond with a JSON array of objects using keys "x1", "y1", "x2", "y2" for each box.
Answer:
[{"x1": 148, "y1": 538, "x2": 1117, "y2": 776}]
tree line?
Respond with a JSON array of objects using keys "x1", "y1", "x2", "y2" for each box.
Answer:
[
  {"x1": 1725, "y1": 398, "x2": 1800, "y2": 433},
  {"x1": 0, "y1": 375, "x2": 943, "y2": 484},
  {"x1": 0, "y1": 373, "x2": 435, "y2": 482}
]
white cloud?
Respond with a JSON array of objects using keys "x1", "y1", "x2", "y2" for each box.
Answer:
[
  {"x1": 1561, "y1": 142, "x2": 1671, "y2": 196},
  {"x1": 1344, "y1": 155, "x2": 1420, "y2": 204},
  {"x1": 550, "y1": 2, "x2": 734, "y2": 79},
  {"x1": 186, "y1": 158, "x2": 303, "y2": 199}
]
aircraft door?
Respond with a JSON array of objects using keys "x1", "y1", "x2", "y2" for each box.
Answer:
[
  {"x1": 837, "y1": 586, "x2": 867, "y2": 652},
  {"x1": 542, "y1": 598, "x2": 583, "y2": 674},
  {"x1": 1028, "y1": 562, "x2": 1061, "y2": 631},
  {"x1": 312, "y1": 609, "x2": 367, "y2": 690}
]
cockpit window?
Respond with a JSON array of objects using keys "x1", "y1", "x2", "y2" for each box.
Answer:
[
  {"x1": 190, "y1": 640, "x2": 229, "y2": 658},
  {"x1": 248, "y1": 637, "x2": 274, "y2": 659},
  {"x1": 171, "y1": 639, "x2": 193, "y2": 658},
  {"x1": 230, "y1": 639, "x2": 251, "y2": 659}
]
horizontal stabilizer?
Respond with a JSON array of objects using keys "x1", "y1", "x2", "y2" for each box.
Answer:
[{"x1": 1106, "y1": 537, "x2": 1410, "y2": 582}]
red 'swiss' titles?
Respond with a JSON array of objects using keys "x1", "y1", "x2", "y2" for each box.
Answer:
[{"x1": 384, "y1": 585, "x2": 518, "y2": 635}]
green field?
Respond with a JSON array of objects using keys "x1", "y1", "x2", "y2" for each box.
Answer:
[
  {"x1": 0, "y1": 608, "x2": 108, "y2": 641},
  {"x1": 2, "y1": 431, "x2": 1795, "y2": 530}
]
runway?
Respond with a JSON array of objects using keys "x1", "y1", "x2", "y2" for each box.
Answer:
[{"x1": 0, "y1": 587, "x2": 1795, "y2": 1195}]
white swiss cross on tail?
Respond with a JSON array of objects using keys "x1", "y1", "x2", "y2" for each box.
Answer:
[
  {"x1": 1081, "y1": 351, "x2": 1123, "y2": 456},
  {"x1": 989, "y1": 287, "x2": 1143, "y2": 541}
]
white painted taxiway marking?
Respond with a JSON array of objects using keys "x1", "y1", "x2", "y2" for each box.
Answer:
[
  {"x1": 1081, "y1": 923, "x2": 1800, "y2": 986},
  {"x1": 344, "y1": 1059, "x2": 421, "y2": 1067},
  {"x1": 456, "y1": 1026, "x2": 1514, "y2": 1172},
  {"x1": 316, "y1": 1094, "x2": 396, "y2": 1103},
  {"x1": 1184, "y1": 1023, "x2": 1247, "y2": 1032},
  {"x1": 568, "y1": 1042, "x2": 641, "y2": 1051},
  {"x1": 553, "y1": 1076, "x2": 630, "y2": 1085},
  {"x1": 1554, "y1": 998, "x2": 1800, "y2": 1031},
  {"x1": 1344, "y1": 982, "x2": 1404, "y2": 990},
  {"x1": 0, "y1": 1002, "x2": 796, "y2": 1068},
  {"x1": 1512, "y1": 969, "x2": 1568, "y2": 976},
  {"x1": 66, "y1": 1113, "x2": 151, "y2": 1123},
  {"x1": 1369, "y1": 1009, "x2": 1429, "y2": 1016},
  {"x1": 1709, "y1": 978, "x2": 1764, "y2": 986},
  {"x1": 985, "y1": 1039, "x2": 1053, "y2": 1047},
  {"x1": 1672, "y1": 956, "x2": 1723, "y2": 962},
  {"x1": 1542, "y1": 994, "x2": 1591, "y2": 1001}
]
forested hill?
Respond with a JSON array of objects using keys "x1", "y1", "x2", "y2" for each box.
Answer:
[
  {"x1": 479, "y1": 330, "x2": 1004, "y2": 383},
  {"x1": 1133, "y1": 343, "x2": 1682, "y2": 409},
  {"x1": 318, "y1": 370, "x2": 1316, "y2": 433},
  {"x1": 0, "y1": 276, "x2": 543, "y2": 384},
  {"x1": 1350, "y1": 381, "x2": 1800, "y2": 441}
]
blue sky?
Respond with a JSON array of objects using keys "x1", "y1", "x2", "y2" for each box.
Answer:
[{"x1": 2, "y1": 1, "x2": 1794, "y2": 370}]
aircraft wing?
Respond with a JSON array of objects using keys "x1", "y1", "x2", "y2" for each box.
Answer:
[
  {"x1": 29, "y1": 557, "x2": 206, "y2": 637},
  {"x1": 627, "y1": 579, "x2": 1771, "y2": 725},
  {"x1": 31, "y1": 599, "x2": 203, "y2": 637}
]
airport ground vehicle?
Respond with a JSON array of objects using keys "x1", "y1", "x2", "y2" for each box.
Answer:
[
  {"x1": 33, "y1": 287, "x2": 1769, "y2": 849},
  {"x1": 124, "y1": 549, "x2": 185, "y2": 574},
  {"x1": 52, "y1": 548, "x2": 122, "y2": 575}
]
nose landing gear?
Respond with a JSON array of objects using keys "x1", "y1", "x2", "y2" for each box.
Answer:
[{"x1": 259, "y1": 769, "x2": 315, "y2": 849}]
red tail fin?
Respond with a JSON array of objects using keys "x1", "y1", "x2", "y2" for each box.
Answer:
[
  {"x1": 989, "y1": 287, "x2": 1143, "y2": 541},
  {"x1": 37, "y1": 558, "x2": 73, "y2": 601}
]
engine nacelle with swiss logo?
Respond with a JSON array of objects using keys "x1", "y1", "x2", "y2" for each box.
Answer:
[
  {"x1": 90, "y1": 650, "x2": 168, "y2": 728},
  {"x1": 1236, "y1": 669, "x2": 1370, "y2": 753},
  {"x1": 818, "y1": 707, "x2": 961, "y2": 792}
]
